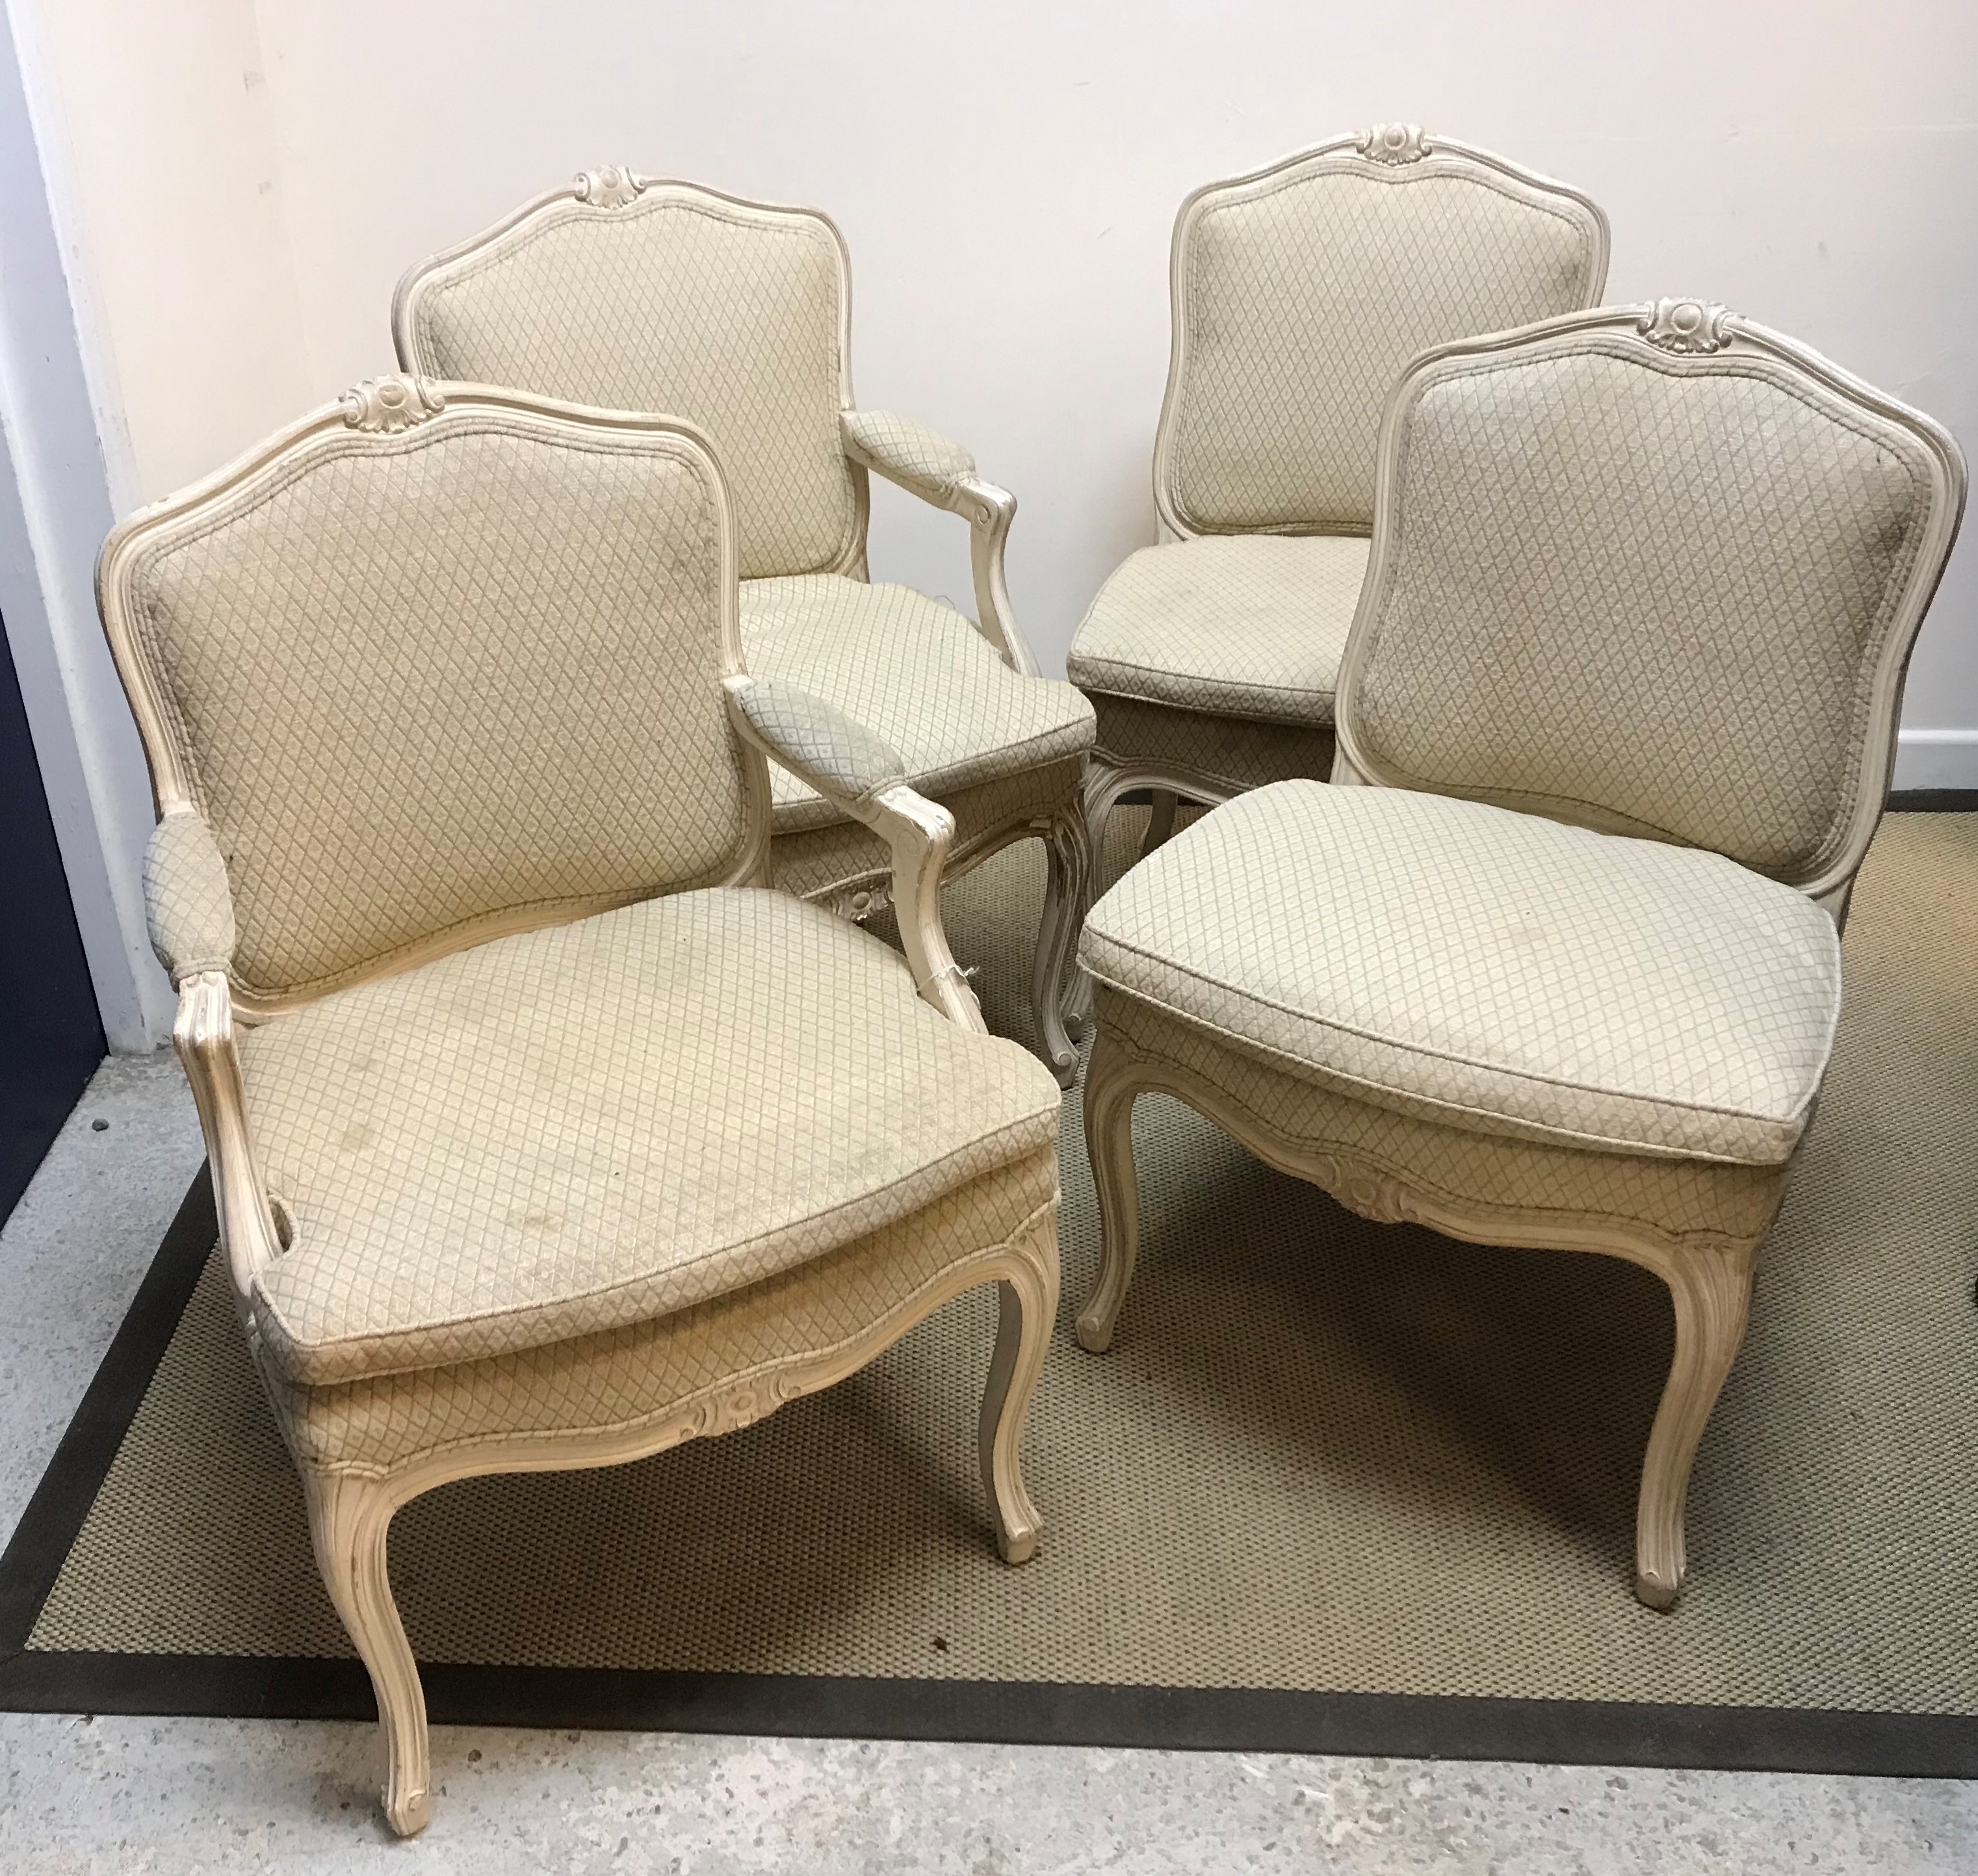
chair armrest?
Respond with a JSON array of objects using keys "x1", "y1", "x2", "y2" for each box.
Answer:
[
  {"x1": 839, "y1": 410, "x2": 1042, "y2": 680},
  {"x1": 174, "y1": 972, "x2": 286, "y2": 1301},
  {"x1": 840, "y1": 410, "x2": 977, "y2": 506},
  {"x1": 145, "y1": 808, "x2": 237, "y2": 982},
  {"x1": 725, "y1": 675, "x2": 987, "y2": 1033}
]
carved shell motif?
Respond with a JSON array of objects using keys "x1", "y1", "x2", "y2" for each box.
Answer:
[
  {"x1": 1638, "y1": 298, "x2": 1734, "y2": 354},
  {"x1": 340, "y1": 374, "x2": 444, "y2": 434},
  {"x1": 575, "y1": 165, "x2": 644, "y2": 209},
  {"x1": 1357, "y1": 123, "x2": 1429, "y2": 166}
]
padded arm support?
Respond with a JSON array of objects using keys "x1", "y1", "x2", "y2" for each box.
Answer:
[
  {"x1": 145, "y1": 808, "x2": 237, "y2": 982},
  {"x1": 729, "y1": 674, "x2": 906, "y2": 805},
  {"x1": 725, "y1": 675, "x2": 987, "y2": 1033},
  {"x1": 839, "y1": 410, "x2": 1041, "y2": 679},
  {"x1": 840, "y1": 410, "x2": 977, "y2": 507}
]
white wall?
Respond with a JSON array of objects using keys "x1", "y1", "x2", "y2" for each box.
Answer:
[{"x1": 10, "y1": 2, "x2": 1978, "y2": 1042}]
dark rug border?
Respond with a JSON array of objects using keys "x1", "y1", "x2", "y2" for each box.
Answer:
[
  {"x1": 1887, "y1": 788, "x2": 1978, "y2": 812},
  {"x1": 2, "y1": 1170, "x2": 1973, "y2": 1780}
]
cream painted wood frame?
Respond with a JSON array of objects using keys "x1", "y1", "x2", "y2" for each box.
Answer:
[
  {"x1": 390, "y1": 168, "x2": 1092, "y2": 1085},
  {"x1": 1080, "y1": 302, "x2": 1966, "y2": 1611},
  {"x1": 96, "y1": 380, "x2": 1060, "y2": 1834},
  {"x1": 1075, "y1": 125, "x2": 1611, "y2": 1024}
]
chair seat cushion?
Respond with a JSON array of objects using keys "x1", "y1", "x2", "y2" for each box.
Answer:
[
  {"x1": 240, "y1": 888, "x2": 1062, "y2": 1386},
  {"x1": 1065, "y1": 535, "x2": 1370, "y2": 727},
  {"x1": 1080, "y1": 782, "x2": 1841, "y2": 1165},
  {"x1": 742, "y1": 575, "x2": 1093, "y2": 833}
]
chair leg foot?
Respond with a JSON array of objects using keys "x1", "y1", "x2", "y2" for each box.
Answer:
[
  {"x1": 1076, "y1": 1030, "x2": 1143, "y2": 1355},
  {"x1": 978, "y1": 1222, "x2": 1058, "y2": 1565},
  {"x1": 1032, "y1": 800, "x2": 1093, "y2": 1088},
  {"x1": 1633, "y1": 1239, "x2": 1759, "y2": 1610},
  {"x1": 305, "y1": 1469, "x2": 431, "y2": 1835}
]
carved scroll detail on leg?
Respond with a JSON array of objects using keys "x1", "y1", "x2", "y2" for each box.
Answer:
[
  {"x1": 976, "y1": 1215, "x2": 1060, "y2": 1564},
  {"x1": 1032, "y1": 798, "x2": 1093, "y2": 1087},
  {"x1": 305, "y1": 1469, "x2": 430, "y2": 1836},
  {"x1": 1076, "y1": 1030, "x2": 1145, "y2": 1353},
  {"x1": 1633, "y1": 1238, "x2": 1760, "y2": 1610}
]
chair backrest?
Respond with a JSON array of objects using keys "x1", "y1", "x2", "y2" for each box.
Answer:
[
  {"x1": 394, "y1": 169, "x2": 862, "y2": 582},
  {"x1": 1335, "y1": 302, "x2": 1967, "y2": 901},
  {"x1": 1154, "y1": 125, "x2": 1609, "y2": 540},
  {"x1": 99, "y1": 376, "x2": 770, "y2": 1013}
]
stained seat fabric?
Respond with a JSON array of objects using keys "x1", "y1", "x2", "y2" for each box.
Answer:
[
  {"x1": 1066, "y1": 534, "x2": 1371, "y2": 728},
  {"x1": 240, "y1": 887, "x2": 1063, "y2": 1387},
  {"x1": 741, "y1": 575, "x2": 1094, "y2": 833},
  {"x1": 1079, "y1": 781, "x2": 1841, "y2": 1166}
]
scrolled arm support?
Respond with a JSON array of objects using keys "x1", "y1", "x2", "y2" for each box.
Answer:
[
  {"x1": 725, "y1": 675, "x2": 987, "y2": 1032},
  {"x1": 174, "y1": 971, "x2": 285, "y2": 1299},
  {"x1": 840, "y1": 410, "x2": 1041, "y2": 680}
]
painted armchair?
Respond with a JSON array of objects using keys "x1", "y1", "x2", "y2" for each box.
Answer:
[
  {"x1": 391, "y1": 168, "x2": 1096, "y2": 1083},
  {"x1": 99, "y1": 377, "x2": 1063, "y2": 1834},
  {"x1": 1074, "y1": 304, "x2": 1965, "y2": 1608},
  {"x1": 1067, "y1": 126, "x2": 1609, "y2": 889}
]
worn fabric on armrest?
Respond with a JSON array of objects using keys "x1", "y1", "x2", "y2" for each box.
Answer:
[
  {"x1": 732, "y1": 675, "x2": 907, "y2": 805},
  {"x1": 146, "y1": 808, "x2": 237, "y2": 981}
]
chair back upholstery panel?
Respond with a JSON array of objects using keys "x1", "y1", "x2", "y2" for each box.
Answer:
[
  {"x1": 1158, "y1": 133, "x2": 1609, "y2": 538},
  {"x1": 103, "y1": 391, "x2": 759, "y2": 1006},
  {"x1": 1340, "y1": 310, "x2": 1966, "y2": 889},
  {"x1": 397, "y1": 183, "x2": 858, "y2": 580}
]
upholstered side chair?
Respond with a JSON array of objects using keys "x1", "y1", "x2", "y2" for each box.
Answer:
[
  {"x1": 98, "y1": 376, "x2": 1065, "y2": 1834},
  {"x1": 391, "y1": 167, "x2": 1096, "y2": 1084},
  {"x1": 1075, "y1": 302, "x2": 1965, "y2": 1609},
  {"x1": 1066, "y1": 125, "x2": 1609, "y2": 895}
]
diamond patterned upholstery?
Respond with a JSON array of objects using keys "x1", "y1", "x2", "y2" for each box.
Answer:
[
  {"x1": 1163, "y1": 148, "x2": 1607, "y2": 534},
  {"x1": 400, "y1": 190, "x2": 856, "y2": 579},
  {"x1": 841, "y1": 409, "x2": 976, "y2": 506},
  {"x1": 1349, "y1": 337, "x2": 1941, "y2": 882},
  {"x1": 243, "y1": 886, "x2": 1060, "y2": 1386},
  {"x1": 1067, "y1": 535, "x2": 1369, "y2": 726},
  {"x1": 122, "y1": 413, "x2": 752, "y2": 1004},
  {"x1": 144, "y1": 808, "x2": 236, "y2": 982},
  {"x1": 1082, "y1": 781, "x2": 1840, "y2": 1165},
  {"x1": 742, "y1": 575, "x2": 1093, "y2": 834},
  {"x1": 274, "y1": 1166, "x2": 1056, "y2": 1472},
  {"x1": 730, "y1": 675, "x2": 905, "y2": 804},
  {"x1": 1087, "y1": 694, "x2": 1336, "y2": 796}
]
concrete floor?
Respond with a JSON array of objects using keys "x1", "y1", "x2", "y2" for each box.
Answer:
[{"x1": 0, "y1": 1052, "x2": 1970, "y2": 1873}]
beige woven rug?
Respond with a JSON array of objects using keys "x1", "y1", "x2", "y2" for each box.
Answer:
[{"x1": 8, "y1": 809, "x2": 1977, "y2": 1765}]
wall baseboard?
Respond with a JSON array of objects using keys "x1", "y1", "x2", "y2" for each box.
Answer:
[{"x1": 1893, "y1": 729, "x2": 1978, "y2": 791}]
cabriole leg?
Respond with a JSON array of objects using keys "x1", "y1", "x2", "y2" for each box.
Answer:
[
  {"x1": 1633, "y1": 1238, "x2": 1760, "y2": 1609},
  {"x1": 1076, "y1": 1030, "x2": 1145, "y2": 1353},
  {"x1": 304, "y1": 1468, "x2": 432, "y2": 1835},
  {"x1": 1032, "y1": 799, "x2": 1094, "y2": 1086},
  {"x1": 976, "y1": 1219, "x2": 1060, "y2": 1564}
]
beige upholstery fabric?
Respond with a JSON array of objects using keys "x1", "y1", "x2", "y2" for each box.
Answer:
[
  {"x1": 124, "y1": 417, "x2": 749, "y2": 1003},
  {"x1": 842, "y1": 410, "x2": 976, "y2": 505},
  {"x1": 1165, "y1": 157, "x2": 1605, "y2": 533},
  {"x1": 770, "y1": 759, "x2": 1084, "y2": 905},
  {"x1": 742, "y1": 575, "x2": 1094, "y2": 833},
  {"x1": 731, "y1": 675, "x2": 905, "y2": 803},
  {"x1": 1351, "y1": 340, "x2": 1940, "y2": 882},
  {"x1": 272, "y1": 1167, "x2": 1056, "y2": 1474},
  {"x1": 1097, "y1": 987, "x2": 1785, "y2": 1255},
  {"x1": 240, "y1": 886, "x2": 1061, "y2": 1386},
  {"x1": 1067, "y1": 535, "x2": 1369, "y2": 727},
  {"x1": 1087, "y1": 695, "x2": 1335, "y2": 795},
  {"x1": 403, "y1": 192, "x2": 856, "y2": 579},
  {"x1": 144, "y1": 809, "x2": 235, "y2": 982},
  {"x1": 1081, "y1": 781, "x2": 1840, "y2": 1165}
]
